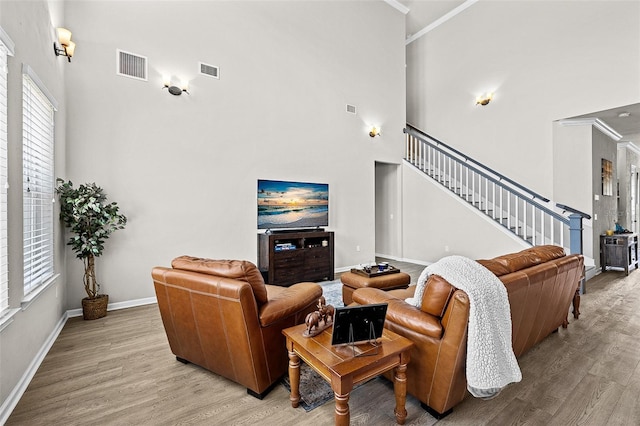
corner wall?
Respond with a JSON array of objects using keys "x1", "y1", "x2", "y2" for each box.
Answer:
[
  {"x1": 405, "y1": 0, "x2": 640, "y2": 262},
  {"x1": 0, "y1": 0, "x2": 68, "y2": 415},
  {"x1": 62, "y1": 1, "x2": 406, "y2": 305}
]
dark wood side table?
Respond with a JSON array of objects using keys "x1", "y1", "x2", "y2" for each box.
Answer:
[
  {"x1": 283, "y1": 323, "x2": 413, "y2": 426},
  {"x1": 600, "y1": 233, "x2": 639, "y2": 275}
]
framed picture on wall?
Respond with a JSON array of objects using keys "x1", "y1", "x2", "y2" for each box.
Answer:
[{"x1": 602, "y1": 159, "x2": 613, "y2": 196}]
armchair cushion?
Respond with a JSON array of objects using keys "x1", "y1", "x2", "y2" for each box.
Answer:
[
  {"x1": 420, "y1": 275, "x2": 455, "y2": 318},
  {"x1": 171, "y1": 256, "x2": 269, "y2": 305},
  {"x1": 260, "y1": 283, "x2": 324, "y2": 327},
  {"x1": 352, "y1": 287, "x2": 443, "y2": 338}
]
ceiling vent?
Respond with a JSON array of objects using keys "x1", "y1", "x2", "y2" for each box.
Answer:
[
  {"x1": 117, "y1": 49, "x2": 147, "y2": 81},
  {"x1": 199, "y1": 62, "x2": 219, "y2": 79},
  {"x1": 346, "y1": 104, "x2": 357, "y2": 114}
]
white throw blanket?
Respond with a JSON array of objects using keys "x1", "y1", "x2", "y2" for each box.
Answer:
[{"x1": 406, "y1": 255, "x2": 522, "y2": 399}]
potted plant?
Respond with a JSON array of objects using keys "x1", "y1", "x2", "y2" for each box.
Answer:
[{"x1": 55, "y1": 179, "x2": 127, "y2": 320}]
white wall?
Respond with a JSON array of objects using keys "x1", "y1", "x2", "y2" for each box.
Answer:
[
  {"x1": 62, "y1": 1, "x2": 406, "y2": 305},
  {"x1": 402, "y1": 163, "x2": 528, "y2": 263},
  {"x1": 0, "y1": 0, "x2": 69, "y2": 413},
  {"x1": 404, "y1": 0, "x2": 640, "y2": 263},
  {"x1": 406, "y1": 0, "x2": 640, "y2": 198}
]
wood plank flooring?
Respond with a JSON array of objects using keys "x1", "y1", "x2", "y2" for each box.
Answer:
[{"x1": 6, "y1": 265, "x2": 640, "y2": 425}]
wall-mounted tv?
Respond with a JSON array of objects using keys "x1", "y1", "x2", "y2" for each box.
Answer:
[{"x1": 258, "y1": 179, "x2": 328, "y2": 230}]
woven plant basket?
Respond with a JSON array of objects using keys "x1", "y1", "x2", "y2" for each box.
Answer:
[{"x1": 82, "y1": 294, "x2": 109, "y2": 320}]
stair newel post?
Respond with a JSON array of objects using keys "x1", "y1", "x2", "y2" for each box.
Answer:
[{"x1": 569, "y1": 213, "x2": 585, "y2": 295}]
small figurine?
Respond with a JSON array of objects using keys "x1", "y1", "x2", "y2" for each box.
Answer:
[
  {"x1": 318, "y1": 296, "x2": 334, "y2": 325},
  {"x1": 303, "y1": 296, "x2": 334, "y2": 337}
]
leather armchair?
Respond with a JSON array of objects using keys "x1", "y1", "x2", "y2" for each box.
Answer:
[{"x1": 152, "y1": 256, "x2": 323, "y2": 398}]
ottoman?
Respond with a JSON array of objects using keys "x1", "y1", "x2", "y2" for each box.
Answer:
[{"x1": 340, "y1": 271, "x2": 411, "y2": 305}]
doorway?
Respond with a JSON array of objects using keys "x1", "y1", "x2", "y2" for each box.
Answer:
[
  {"x1": 631, "y1": 165, "x2": 639, "y2": 233},
  {"x1": 374, "y1": 162, "x2": 402, "y2": 259}
]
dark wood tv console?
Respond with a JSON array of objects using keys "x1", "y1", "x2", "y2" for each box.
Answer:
[{"x1": 258, "y1": 231, "x2": 334, "y2": 286}]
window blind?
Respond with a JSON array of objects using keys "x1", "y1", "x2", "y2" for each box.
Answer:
[
  {"x1": 23, "y1": 71, "x2": 55, "y2": 295},
  {"x1": 0, "y1": 42, "x2": 9, "y2": 313}
]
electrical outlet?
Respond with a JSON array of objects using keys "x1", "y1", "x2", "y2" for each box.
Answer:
[
  {"x1": 356, "y1": 245, "x2": 360, "y2": 252},
  {"x1": 594, "y1": 213, "x2": 598, "y2": 221},
  {"x1": 445, "y1": 245, "x2": 450, "y2": 252}
]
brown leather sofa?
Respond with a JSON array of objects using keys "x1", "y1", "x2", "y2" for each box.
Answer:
[
  {"x1": 152, "y1": 256, "x2": 323, "y2": 398},
  {"x1": 351, "y1": 245, "x2": 584, "y2": 418}
]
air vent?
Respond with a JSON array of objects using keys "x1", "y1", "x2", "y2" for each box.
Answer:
[
  {"x1": 346, "y1": 104, "x2": 357, "y2": 114},
  {"x1": 199, "y1": 62, "x2": 219, "y2": 79},
  {"x1": 116, "y1": 49, "x2": 147, "y2": 81}
]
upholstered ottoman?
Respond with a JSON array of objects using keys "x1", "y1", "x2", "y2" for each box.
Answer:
[{"x1": 340, "y1": 271, "x2": 411, "y2": 305}]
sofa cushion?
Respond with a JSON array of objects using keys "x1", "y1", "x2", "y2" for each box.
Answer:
[
  {"x1": 476, "y1": 259, "x2": 511, "y2": 276},
  {"x1": 477, "y1": 245, "x2": 566, "y2": 276},
  {"x1": 171, "y1": 256, "x2": 268, "y2": 305},
  {"x1": 420, "y1": 274, "x2": 455, "y2": 318}
]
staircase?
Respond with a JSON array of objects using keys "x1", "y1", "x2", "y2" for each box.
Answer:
[{"x1": 404, "y1": 125, "x2": 589, "y2": 256}]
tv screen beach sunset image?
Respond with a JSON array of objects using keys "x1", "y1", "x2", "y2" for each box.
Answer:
[{"x1": 258, "y1": 180, "x2": 329, "y2": 229}]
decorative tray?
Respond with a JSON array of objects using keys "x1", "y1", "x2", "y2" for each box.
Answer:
[{"x1": 350, "y1": 265, "x2": 400, "y2": 278}]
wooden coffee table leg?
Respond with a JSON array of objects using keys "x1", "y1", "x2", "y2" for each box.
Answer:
[
  {"x1": 288, "y1": 350, "x2": 300, "y2": 408},
  {"x1": 334, "y1": 392, "x2": 350, "y2": 426},
  {"x1": 394, "y1": 362, "x2": 408, "y2": 425}
]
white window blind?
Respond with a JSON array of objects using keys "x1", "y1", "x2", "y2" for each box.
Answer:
[
  {"x1": 0, "y1": 40, "x2": 10, "y2": 313},
  {"x1": 23, "y1": 69, "x2": 55, "y2": 295}
]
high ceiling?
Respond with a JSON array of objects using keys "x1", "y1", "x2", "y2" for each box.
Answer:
[
  {"x1": 396, "y1": 0, "x2": 640, "y2": 138},
  {"x1": 398, "y1": 0, "x2": 467, "y2": 40}
]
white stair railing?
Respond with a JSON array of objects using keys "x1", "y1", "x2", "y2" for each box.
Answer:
[{"x1": 405, "y1": 126, "x2": 588, "y2": 255}]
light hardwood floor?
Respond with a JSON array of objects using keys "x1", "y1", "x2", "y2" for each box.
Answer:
[{"x1": 6, "y1": 265, "x2": 640, "y2": 425}]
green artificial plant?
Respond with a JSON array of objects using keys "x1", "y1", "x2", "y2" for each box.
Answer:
[{"x1": 55, "y1": 179, "x2": 127, "y2": 299}]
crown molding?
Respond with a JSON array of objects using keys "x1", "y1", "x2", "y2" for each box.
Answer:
[
  {"x1": 558, "y1": 118, "x2": 623, "y2": 142},
  {"x1": 384, "y1": 0, "x2": 410, "y2": 15},
  {"x1": 0, "y1": 25, "x2": 15, "y2": 56},
  {"x1": 618, "y1": 141, "x2": 640, "y2": 155},
  {"x1": 405, "y1": 0, "x2": 480, "y2": 45}
]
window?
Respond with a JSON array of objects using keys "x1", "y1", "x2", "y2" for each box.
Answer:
[
  {"x1": 0, "y1": 29, "x2": 13, "y2": 314},
  {"x1": 23, "y1": 66, "x2": 57, "y2": 295}
]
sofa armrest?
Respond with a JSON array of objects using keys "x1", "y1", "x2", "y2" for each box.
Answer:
[
  {"x1": 352, "y1": 287, "x2": 443, "y2": 339},
  {"x1": 259, "y1": 282, "x2": 323, "y2": 327}
]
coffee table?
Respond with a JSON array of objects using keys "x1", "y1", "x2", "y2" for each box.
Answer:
[{"x1": 282, "y1": 323, "x2": 413, "y2": 425}]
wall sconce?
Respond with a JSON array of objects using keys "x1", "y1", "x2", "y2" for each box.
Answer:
[
  {"x1": 53, "y1": 28, "x2": 76, "y2": 62},
  {"x1": 476, "y1": 92, "x2": 493, "y2": 106},
  {"x1": 369, "y1": 126, "x2": 381, "y2": 137},
  {"x1": 163, "y1": 76, "x2": 189, "y2": 96}
]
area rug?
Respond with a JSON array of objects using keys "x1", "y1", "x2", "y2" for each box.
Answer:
[
  {"x1": 320, "y1": 278, "x2": 343, "y2": 308},
  {"x1": 279, "y1": 278, "x2": 343, "y2": 412},
  {"x1": 281, "y1": 361, "x2": 335, "y2": 412}
]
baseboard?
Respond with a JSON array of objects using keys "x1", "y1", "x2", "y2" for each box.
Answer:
[
  {"x1": 1, "y1": 297, "x2": 159, "y2": 423},
  {"x1": 66, "y1": 296, "x2": 158, "y2": 318},
  {"x1": 0, "y1": 311, "x2": 69, "y2": 425}
]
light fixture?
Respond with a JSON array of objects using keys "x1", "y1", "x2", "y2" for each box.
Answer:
[
  {"x1": 162, "y1": 76, "x2": 189, "y2": 96},
  {"x1": 476, "y1": 92, "x2": 493, "y2": 106},
  {"x1": 53, "y1": 27, "x2": 75, "y2": 62},
  {"x1": 618, "y1": 112, "x2": 631, "y2": 118},
  {"x1": 369, "y1": 126, "x2": 381, "y2": 137}
]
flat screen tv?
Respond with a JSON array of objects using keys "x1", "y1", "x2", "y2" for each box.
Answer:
[
  {"x1": 331, "y1": 303, "x2": 388, "y2": 346},
  {"x1": 258, "y1": 179, "x2": 328, "y2": 230}
]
